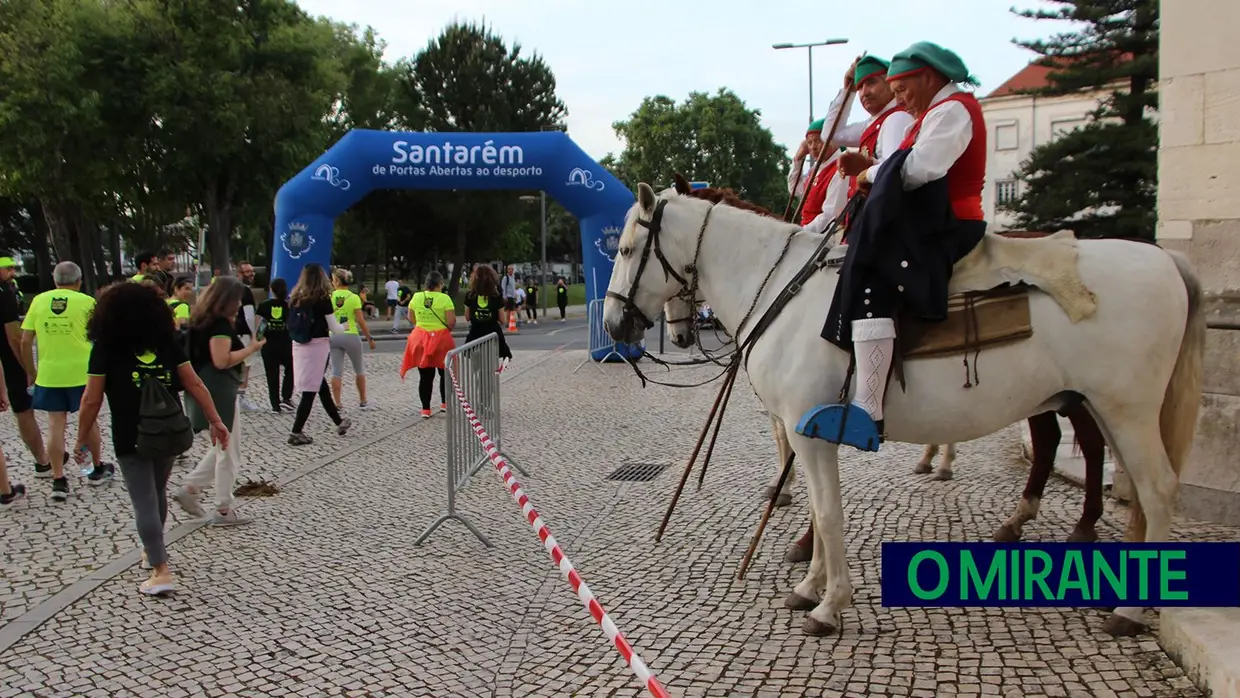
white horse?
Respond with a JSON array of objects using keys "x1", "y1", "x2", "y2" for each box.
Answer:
[
  {"x1": 608, "y1": 182, "x2": 1203, "y2": 637},
  {"x1": 662, "y1": 294, "x2": 956, "y2": 507}
]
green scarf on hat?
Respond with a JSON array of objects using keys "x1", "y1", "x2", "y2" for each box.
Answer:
[
  {"x1": 806, "y1": 117, "x2": 825, "y2": 134},
  {"x1": 853, "y1": 55, "x2": 890, "y2": 87},
  {"x1": 888, "y1": 41, "x2": 980, "y2": 87}
]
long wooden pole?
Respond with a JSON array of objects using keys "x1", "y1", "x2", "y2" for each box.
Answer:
[
  {"x1": 788, "y1": 81, "x2": 857, "y2": 225},
  {"x1": 737, "y1": 449, "x2": 797, "y2": 579},
  {"x1": 654, "y1": 360, "x2": 740, "y2": 543},
  {"x1": 695, "y1": 366, "x2": 739, "y2": 490}
]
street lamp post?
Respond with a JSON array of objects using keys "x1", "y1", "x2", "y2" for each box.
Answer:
[
  {"x1": 519, "y1": 192, "x2": 549, "y2": 321},
  {"x1": 772, "y1": 39, "x2": 849, "y2": 124}
]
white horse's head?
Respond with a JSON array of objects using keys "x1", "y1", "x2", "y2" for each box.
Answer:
[
  {"x1": 662, "y1": 292, "x2": 699, "y2": 349},
  {"x1": 603, "y1": 182, "x2": 704, "y2": 344}
]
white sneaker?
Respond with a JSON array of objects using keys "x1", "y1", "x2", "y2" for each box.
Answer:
[{"x1": 240, "y1": 398, "x2": 263, "y2": 412}]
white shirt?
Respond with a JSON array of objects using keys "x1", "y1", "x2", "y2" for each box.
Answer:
[
  {"x1": 801, "y1": 89, "x2": 915, "y2": 234},
  {"x1": 384, "y1": 279, "x2": 399, "y2": 298},
  {"x1": 865, "y1": 83, "x2": 975, "y2": 190}
]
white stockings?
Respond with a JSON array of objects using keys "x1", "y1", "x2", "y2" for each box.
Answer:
[{"x1": 851, "y1": 318, "x2": 896, "y2": 421}]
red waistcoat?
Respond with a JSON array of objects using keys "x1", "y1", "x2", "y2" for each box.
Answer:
[
  {"x1": 899, "y1": 92, "x2": 987, "y2": 221},
  {"x1": 800, "y1": 159, "x2": 840, "y2": 226},
  {"x1": 846, "y1": 105, "x2": 906, "y2": 200}
]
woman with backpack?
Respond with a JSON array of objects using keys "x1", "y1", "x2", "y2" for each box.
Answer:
[
  {"x1": 255, "y1": 277, "x2": 294, "y2": 412},
  {"x1": 287, "y1": 263, "x2": 353, "y2": 445},
  {"x1": 73, "y1": 281, "x2": 229, "y2": 595},
  {"x1": 399, "y1": 271, "x2": 456, "y2": 418},
  {"x1": 175, "y1": 276, "x2": 265, "y2": 527},
  {"x1": 462, "y1": 265, "x2": 512, "y2": 362}
]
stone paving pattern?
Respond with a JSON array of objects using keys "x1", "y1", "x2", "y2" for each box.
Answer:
[{"x1": 0, "y1": 348, "x2": 1236, "y2": 697}]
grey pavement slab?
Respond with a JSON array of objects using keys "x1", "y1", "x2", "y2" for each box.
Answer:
[{"x1": 0, "y1": 350, "x2": 1234, "y2": 696}]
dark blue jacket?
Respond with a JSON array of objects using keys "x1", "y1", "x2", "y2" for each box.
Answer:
[{"x1": 822, "y1": 147, "x2": 986, "y2": 351}]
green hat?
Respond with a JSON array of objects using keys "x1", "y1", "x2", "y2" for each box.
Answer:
[
  {"x1": 853, "y1": 55, "x2": 890, "y2": 87},
  {"x1": 888, "y1": 41, "x2": 980, "y2": 87},
  {"x1": 0, "y1": 256, "x2": 14, "y2": 269},
  {"x1": 806, "y1": 117, "x2": 825, "y2": 134}
]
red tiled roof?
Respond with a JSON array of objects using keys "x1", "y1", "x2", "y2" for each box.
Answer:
[
  {"x1": 987, "y1": 63, "x2": 1056, "y2": 98},
  {"x1": 986, "y1": 53, "x2": 1135, "y2": 98}
]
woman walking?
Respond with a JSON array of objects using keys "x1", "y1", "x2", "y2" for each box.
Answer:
[
  {"x1": 175, "y1": 276, "x2": 264, "y2": 526},
  {"x1": 329, "y1": 269, "x2": 376, "y2": 410},
  {"x1": 399, "y1": 271, "x2": 456, "y2": 419},
  {"x1": 256, "y1": 278, "x2": 294, "y2": 412},
  {"x1": 288, "y1": 264, "x2": 352, "y2": 445},
  {"x1": 463, "y1": 265, "x2": 512, "y2": 362},
  {"x1": 75, "y1": 281, "x2": 229, "y2": 594},
  {"x1": 555, "y1": 277, "x2": 569, "y2": 322}
]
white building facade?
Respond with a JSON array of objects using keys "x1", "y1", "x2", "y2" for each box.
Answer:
[{"x1": 977, "y1": 64, "x2": 1111, "y2": 229}]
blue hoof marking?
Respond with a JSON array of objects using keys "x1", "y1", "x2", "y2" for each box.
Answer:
[{"x1": 795, "y1": 403, "x2": 882, "y2": 452}]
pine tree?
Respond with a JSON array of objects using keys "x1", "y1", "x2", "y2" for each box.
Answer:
[{"x1": 1002, "y1": 1, "x2": 1159, "y2": 239}]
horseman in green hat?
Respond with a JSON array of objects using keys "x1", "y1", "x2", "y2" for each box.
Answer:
[
  {"x1": 797, "y1": 41, "x2": 989, "y2": 452},
  {"x1": 804, "y1": 54, "x2": 914, "y2": 241},
  {"x1": 788, "y1": 117, "x2": 845, "y2": 231}
]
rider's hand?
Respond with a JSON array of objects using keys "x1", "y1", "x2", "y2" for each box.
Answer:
[
  {"x1": 837, "y1": 150, "x2": 874, "y2": 177},
  {"x1": 794, "y1": 139, "x2": 810, "y2": 161},
  {"x1": 844, "y1": 55, "x2": 861, "y2": 89}
]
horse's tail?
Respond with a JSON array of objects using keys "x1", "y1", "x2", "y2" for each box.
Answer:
[
  {"x1": 1125, "y1": 250, "x2": 1207, "y2": 540},
  {"x1": 1161, "y1": 249, "x2": 1206, "y2": 479}
]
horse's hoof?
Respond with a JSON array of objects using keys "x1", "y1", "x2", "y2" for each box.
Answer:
[
  {"x1": 1102, "y1": 613, "x2": 1148, "y2": 637},
  {"x1": 993, "y1": 524, "x2": 1021, "y2": 543},
  {"x1": 1067, "y1": 527, "x2": 1099, "y2": 543},
  {"x1": 762, "y1": 485, "x2": 777, "y2": 499},
  {"x1": 774, "y1": 492, "x2": 792, "y2": 508},
  {"x1": 801, "y1": 616, "x2": 839, "y2": 636},
  {"x1": 783, "y1": 591, "x2": 818, "y2": 611},
  {"x1": 933, "y1": 470, "x2": 954, "y2": 481},
  {"x1": 784, "y1": 543, "x2": 813, "y2": 563},
  {"x1": 912, "y1": 462, "x2": 932, "y2": 475}
]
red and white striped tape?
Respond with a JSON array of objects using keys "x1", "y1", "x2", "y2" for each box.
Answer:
[{"x1": 446, "y1": 360, "x2": 672, "y2": 698}]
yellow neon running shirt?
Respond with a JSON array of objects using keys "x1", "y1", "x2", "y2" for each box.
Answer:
[
  {"x1": 331, "y1": 289, "x2": 363, "y2": 334},
  {"x1": 21, "y1": 289, "x2": 96, "y2": 387},
  {"x1": 411, "y1": 291, "x2": 453, "y2": 331}
]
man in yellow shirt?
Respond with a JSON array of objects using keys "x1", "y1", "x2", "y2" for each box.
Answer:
[
  {"x1": 166, "y1": 276, "x2": 194, "y2": 328},
  {"x1": 20, "y1": 262, "x2": 111, "y2": 500}
]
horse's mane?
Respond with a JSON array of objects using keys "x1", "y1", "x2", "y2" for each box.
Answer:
[{"x1": 670, "y1": 173, "x2": 781, "y2": 220}]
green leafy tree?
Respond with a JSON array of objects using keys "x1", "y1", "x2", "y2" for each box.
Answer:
[
  {"x1": 610, "y1": 89, "x2": 790, "y2": 211},
  {"x1": 1002, "y1": 0, "x2": 1159, "y2": 239},
  {"x1": 135, "y1": 0, "x2": 349, "y2": 272},
  {"x1": 391, "y1": 20, "x2": 567, "y2": 297}
]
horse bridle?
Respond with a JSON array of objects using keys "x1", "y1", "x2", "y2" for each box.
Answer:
[{"x1": 605, "y1": 198, "x2": 713, "y2": 333}]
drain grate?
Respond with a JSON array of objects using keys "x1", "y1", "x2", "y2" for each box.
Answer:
[{"x1": 606, "y1": 462, "x2": 670, "y2": 482}]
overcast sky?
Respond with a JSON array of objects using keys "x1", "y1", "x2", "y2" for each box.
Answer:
[{"x1": 295, "y1": 0, "x2": 1060, "y2": 163}]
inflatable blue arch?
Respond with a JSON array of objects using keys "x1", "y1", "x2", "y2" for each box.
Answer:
[{"x1": 272, "y1": 129, "x2": 642, "y2": 361}]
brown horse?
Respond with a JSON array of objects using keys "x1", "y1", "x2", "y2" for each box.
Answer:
[{"x1": 673, "y1": 176, "x2": 1108, "y2": 557}]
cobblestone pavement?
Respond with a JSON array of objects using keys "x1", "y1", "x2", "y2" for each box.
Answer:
[{"x1": 1, "y1": 349, "x2": 1236, "y2": 697}]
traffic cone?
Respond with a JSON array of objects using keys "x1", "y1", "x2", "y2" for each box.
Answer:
[{"x1": 507, "y1": 311, "x2": 519, "y2": 333}]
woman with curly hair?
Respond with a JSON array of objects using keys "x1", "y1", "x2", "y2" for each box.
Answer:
[
  {"x1": 462, "y1": 264, "x2": 512, "y2": 361},
  {"x1": 176, "y1": 276, "x2": 265, "y2": 526},
  {"x1": 74, "y1": 281, "x2": 229, "y2": 595}
]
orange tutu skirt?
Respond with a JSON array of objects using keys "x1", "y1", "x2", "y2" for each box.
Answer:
[{"x1": 400, "y1": 327, "x2": 455, "y2": 377}]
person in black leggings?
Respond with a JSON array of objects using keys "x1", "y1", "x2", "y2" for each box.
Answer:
[
  {"x1": 287, "y1": 263, "x2": 351, "y2": 446},
  {"x1": 555, "y1": 277, "x2": 569, "y2": 321},
  {"x1": 256, "y1": 278, "x2": 294, "y2": 412}
]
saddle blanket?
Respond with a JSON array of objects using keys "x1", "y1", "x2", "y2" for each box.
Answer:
[{"x1": 899, "y1": 285, "x2": 1032, "y2": 359}]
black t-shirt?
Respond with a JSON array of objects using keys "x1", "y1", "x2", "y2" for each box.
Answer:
[
  {"x1": 190, "y1": 317, "x2": 243, "y2": 370},
  {"x1": 396, "y1": 285, "x2": 413, "y2": 308},
  {"x1": 87, "y1": 340, "x2": 187, "y2": 457},
  {"x1": 0, "y1": 282, "x2": 23, "y2": 371},
  {"x1": 524, "y1": 284, "x2": 537, "y2": 303},
  {"x1": 235, "y1": 286, "x2": 256, "y2": 335},
  {"x1": 464, "y1": 292, "x2": 504, "y2": 326},
  {"x1": 556, "y1": 285, "x2": 568, "y2": 304},
  {"x1": 256, "y1": 298, "x2": 291, "y2": 349}
]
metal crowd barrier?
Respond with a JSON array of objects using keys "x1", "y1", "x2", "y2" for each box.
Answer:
[
  {"x1": 414, "y1": 332, "x2": 526, "y2": 548},
  {"x1": 574, "y1": 298, "x2": 633, "y2": 373}
]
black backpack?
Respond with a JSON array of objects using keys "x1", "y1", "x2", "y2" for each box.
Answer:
[
  {"x1": 287, "y1": 302, "x2": 314, "y2": 344},
  {"x1": 134, "y1": 372, "x2": 195, "y2": 460}
]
